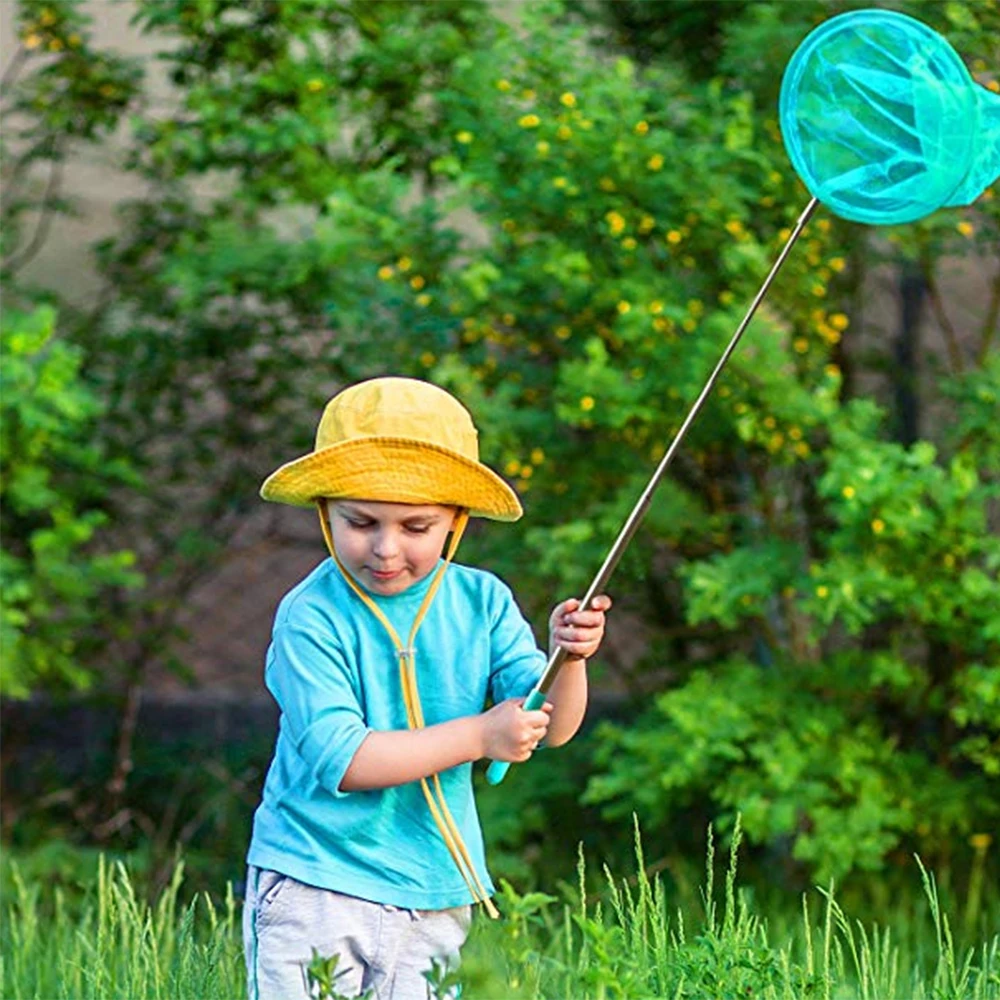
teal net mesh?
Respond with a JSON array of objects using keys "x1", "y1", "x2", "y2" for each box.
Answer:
[{"x1": 779, "y1": 9, "x2": 1000, "y2": 226}]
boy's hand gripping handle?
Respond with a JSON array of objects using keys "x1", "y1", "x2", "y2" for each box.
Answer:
[
  {"x1": 485, "y1": 644, "x2": 572, "y2": 785},
  {"x1": 485, "y1": 687, "x2": 552, "y2": 785}
]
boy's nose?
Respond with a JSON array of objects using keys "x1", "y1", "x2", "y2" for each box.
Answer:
[{"x1": 371, "y1": 531, "x2": 400, "y2": 559}]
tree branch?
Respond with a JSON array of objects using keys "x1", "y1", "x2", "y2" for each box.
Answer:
[
  {"x1": 919, "y1": 247, "x2": 964, "y2": 373},
  {"x1": 977, "y1": 265, "x2": 1000, "y2": 368},
  {"x1": 2, "y1": 149, "x2": 65, "y2": 275}
]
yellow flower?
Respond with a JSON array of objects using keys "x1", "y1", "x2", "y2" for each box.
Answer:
[
  {"x1": 377, "y1": 265, "x2": 394, "y2": 280},
  {"x1": 67, "y1": 33, "x2": 81, "y2": 47},
  {"x1": 811, "y1": 283, "x2": 827, "y2": 297},
  {"x1": 825, "y1": 363, "x2": 841, "y2": 379},
  {"x1": 794, "y1": 338, "x2": 809, "y2": 353},
  {"x1": 794, "y1": 442, "x2": 811, "y2": 458},
  {"x1": 522, "y1": 88, "x2": 536, "y2": 101},
  {"x1": 605, "y1": 211, "x2": 626, "y2": 235},
  {"x1": 415, "y1": 293, "x2": 431, "y2": 307},
  {"x1": 553, "y1": 176, "x2": 568, "y2": 189},
  {"x1": 420, "y1": 352, "x2": 435, "y2": 367},
  {"x1": 410, "y1": 275, "x2": 426, "y2": 290},
  {"x1": 617, "y1": 300, "x2": 631, "y2": 314},
  {"x1": 829, "y1": 313, "x2": 850, "y2": 331},
  {"x1": 496, "y1": 79, "x2": 512, "y2": 92},
  {"x1": 634, "y1": 120, "x2": 649, "y2": 135},
  {"x1": 816, "y1": 585, "x2": 829, "y2": 598},
  {"x1": 397, "y1": 256, "x2": 412, "y2": 271},
  {"x1": 505, "y1": 459, "x2": 521, "y2": 475},
  {"x1": 560, "y1": 92, "x2": 577, "y2": 108},
  {"x1": 871, "y1": 518, "x2": 885, "y2": 534},
  {"x1": 599, "y1": 176, "x2": 617, "y2": 192},
  {"x1": 687, "y1": 299, "x2": 703, "y2": 317},
  {"x1": 956, "y1": 220, "x2": 975, "y2": 237},
  {"x1": 536, "y1": 140, "x2": 550, "y2": 155},
  {"x1": 647, "y1": 154, "x2": 664, "y2": 171},
  {"x1": 988, "y1": 80, "x2": 1000, "y2": 94},
  {"x1": 829, "y1": 256, "x2": 846, "y2": 273},
  {"x1": 719, "y1": 290, "x2": 734, "y2": 305},
  {"x1": 653, "y1": 317, "x2": 672, "y2": 334},
  {"x1": 580, "y1": 396, "x2": 595, "y2": 411},
  {"x1": 518, "y1": 114, "x2": 540, "y2": 128},
  {"x1": 622, "y1": 237, "x2": 637, "y2": 250},
  {"x1": 842, "y1": 486, "x2": 855, "y2": 499},
  {"x1": 724, "y1": 219, "x2": 744, "y2": 237},
  {"x1": 648, "y1": 301, "x2": 664, "y2": 314},
  {"x1": 682, "y1": 318, "x2": 697, "y2": 333},
  {"x1": 556, "y1": 125, "x2": 572, "y2": 140},
  {"x1": 970, "y1": 833, "x2": 992, "y2": 850},
  {"x1": 764, "y1": 416, "x2": 776, "y2": 429},
  {"x1": 306, "y1": 78, "x2": 324, "y2": 93},
  {"x1": 456, "y1": 130, "x2": 473, "y2": 144},
  {"x1": 666, "y1": 230, "x2": 682, "y2": 245},
  {"x1": 48, "y1": 37, "x2": 64, "y2": 51},
  {"x1": 520, "y1": 464, "x2": 534, "y2": 478},
  {"x1": 39, "y1": 8, "x2": 56, "y2": 26},
  {"x1": 555, "y1": 325, "x2": 571, "y2": 340},
  {"x1": 531, "y1": 448, "x2": 545, "y2": 464},
  {"x1": 789, "y1": 427, "x2": 803, "y2": 441}
]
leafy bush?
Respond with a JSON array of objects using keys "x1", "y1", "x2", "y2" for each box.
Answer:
[
  {"x1": 3, "y1": 0, "x2": 998, "y2": 880},
  {"x1": 0, "y1": 306, "x2": 141, "y2": 697}
]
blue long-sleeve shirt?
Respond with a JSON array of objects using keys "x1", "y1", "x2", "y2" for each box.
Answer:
[{"x1": 246, "y1": 558, "x2": 546, "y2": 909}]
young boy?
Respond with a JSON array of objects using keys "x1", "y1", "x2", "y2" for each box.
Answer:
[{"x1": 244, "y1": 376, "x2": 611, "y2": 1000}]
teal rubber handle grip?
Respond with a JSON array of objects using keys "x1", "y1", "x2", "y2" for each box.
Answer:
[{"x1": 485, "y1": 687, "x2": 549, "y2": 785}]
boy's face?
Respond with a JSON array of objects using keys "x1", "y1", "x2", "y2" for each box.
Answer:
[{"x1": 327, "y1": 499, "x2": 459, "y2": 596}]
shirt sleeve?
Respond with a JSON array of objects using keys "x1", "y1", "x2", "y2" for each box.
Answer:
[
  {"x1": 265, "y1": 624, "x2": 372, "y2": 798},
  {"x1": 487, "y1": 580, "x2": 547, "y2": 704}
]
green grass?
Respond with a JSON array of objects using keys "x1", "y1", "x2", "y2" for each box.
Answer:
[{"x1": 2, "y1": 822, "x2": 997, "y2": 999}]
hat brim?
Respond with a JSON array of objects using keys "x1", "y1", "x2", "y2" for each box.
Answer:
[{"x1": 260, "y1": 437, "x2": 523, "y2": 521}]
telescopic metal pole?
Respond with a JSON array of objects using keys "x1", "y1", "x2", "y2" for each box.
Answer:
[{"x1": 486, "y1": 196, "x2": 820, "y2": 785}]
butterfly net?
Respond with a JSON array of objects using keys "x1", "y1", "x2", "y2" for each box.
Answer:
[{"x1": 779, "y1": 9, "x2": 1000, "y2": 226}]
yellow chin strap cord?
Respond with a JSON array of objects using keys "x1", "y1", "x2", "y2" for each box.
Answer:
[{"x1": 317, "y1": 503, "x2": 500, "y2": 920}]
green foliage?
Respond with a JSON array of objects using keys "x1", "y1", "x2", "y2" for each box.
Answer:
[
  {"x1": 0, "y1": 306, "x2": 141, "y2": 697},
  {"x1": 4, "y1": 0, "x2": 998, "y2": 881}
]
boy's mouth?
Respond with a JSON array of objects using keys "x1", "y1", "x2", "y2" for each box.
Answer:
[{"x1": 369, "y1": 567, "x2": 403, "y2": 581}]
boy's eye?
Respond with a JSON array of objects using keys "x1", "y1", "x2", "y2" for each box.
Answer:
[
  {"x1": 346, "y1": 518, "x2": 373, "y2": 529},
  {"x1": 404, "y1": 524, "x2": 431, "y2": 535}
]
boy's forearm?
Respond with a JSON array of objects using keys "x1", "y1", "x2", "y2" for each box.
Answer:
[
  {"x1": 339, "y1": 715, "x2": 485, "y2": 792},
  {"x1": 544, "y1": 655, "x2": 588, "y2": 746}
]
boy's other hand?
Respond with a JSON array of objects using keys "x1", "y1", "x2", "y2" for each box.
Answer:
[
  {"x1": 480, "y1": 697, "x2": 553, "y2": 762},
  {"x1": 549, "y1": 595, "x2": 612, "y2": 660}
]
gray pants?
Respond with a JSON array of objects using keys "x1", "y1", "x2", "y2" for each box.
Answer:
[{"x1": 243, "y1": 866, "x2": 472, "y2": 1000}]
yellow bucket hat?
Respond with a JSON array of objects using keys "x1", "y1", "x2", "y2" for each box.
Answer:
[{"x1": 260, "y1": 376, "x2": 522, "y2": 520}]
